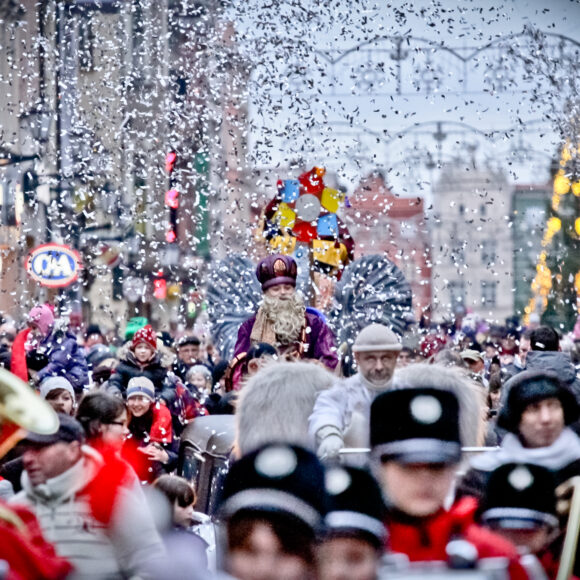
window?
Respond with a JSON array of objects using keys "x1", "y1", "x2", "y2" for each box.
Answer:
[
  {"x1": 481, "y1": 280, "x2": 498, "y2": 307},
  {"x1": 448, "y1": 280, "x2": 465, "y2": 308},
  {"x1": 481, "y1": 240, "x2": 496, "y2": 264},
  {"x1": 450, "y1": 244, "x2": 465, "y2": 266}
]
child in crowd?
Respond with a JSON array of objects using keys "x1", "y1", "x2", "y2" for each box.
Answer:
[
  {"x1": 108, "y1": 325, "x2": 171, "y2": 397},
  {"x1": 39, "y1": 376, "x2": 76, "y2": 415},
  {"x1": 121, "y1": 377, "x2": 177, "y2": 483},
  {"x1": 153, "y1": 474, "x2": 215, "y2": 571}
]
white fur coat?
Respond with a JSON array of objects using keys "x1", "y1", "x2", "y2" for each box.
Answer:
[{"x1": 235, "y1": 361, "x2": 335, "y2": 456}]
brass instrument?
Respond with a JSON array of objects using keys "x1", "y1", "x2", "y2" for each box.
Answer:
[{"x1": 0, "y1": 367, "x2": 59, "y2": 459}]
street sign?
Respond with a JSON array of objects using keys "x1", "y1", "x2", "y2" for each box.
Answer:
[
  {"x1": 94, "y1": 242, "x2": 122, "y2": 268},
  {"x1": 25, "y1": 243, "x2": 81, "y2": 287}
]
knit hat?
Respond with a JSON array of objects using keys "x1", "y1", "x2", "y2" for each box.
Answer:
[
  {"x1": 256, "y1": 254, "x2": 298, "y2": 292},
  {"x1": 126, "y1": 376, "x2": 155, "y2": 401},
  {"x1": 480, "y1": 463, "x2": 559, "y2": 530},
  {"x1": 23, "y1": 413, "x2": 84, "y2": 446},
  {"x1": 131, "y1": 325, "x2": 157, "y2": 351},
  {"x1": 124, "y1": 317, "x2": 148, "y2": 341},
  {"x1": 324, "y1": 466, "x2": 387, "y2": 546},
  {"x1": 370, "y1": 387, "x2": 462, "y2": 465},
  {"x1": 39, "y1": 376, "x2": 75, "y2": 400},
  {"x1": 419, "y1": 334, "x2": 447, "y2": 359},
  {"x1": 497, "y1": 369, "x2": 579, "y2": 433},
  {"x1": 27, "y1": 305, "x2": 55, "y2": 336},
  {"x1": 352, "y1": 323, "x2": 402, "y2": 353},
  {"x1": 218, "y1": 443, "x2": 326, "y2": 531}
]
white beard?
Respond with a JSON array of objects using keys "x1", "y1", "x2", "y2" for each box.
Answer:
[{"x1": 261, "y1": 294, "x2": 306, "y2": 345}]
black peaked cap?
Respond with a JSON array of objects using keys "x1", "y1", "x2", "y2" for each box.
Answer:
[
  {"x1": 324, "y1": 466, "x2": 387, "y2": 545},
  {"x1": 370, "y1": 387, "x2": 462, "y2": 464},
  {"x1": 218, "y1": 443, "x2": 326, "y2": 530},
  {"x1": 480, "y1": 462, "x2": 558, "y2": 529}
]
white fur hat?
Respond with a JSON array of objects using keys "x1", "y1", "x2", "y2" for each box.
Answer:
[{"x1": 352, "y1": 323, "x2": 402, "y2": 352}]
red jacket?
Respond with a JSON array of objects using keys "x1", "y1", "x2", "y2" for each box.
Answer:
[
  {"x1": 10, "y1": 328, "x2": 31, "y2": 382},
  {"x1": 386, "y1": 497, "x2": 529, "y2": 580},
  {"x1": 0, "y1": 500, "x2": 72, "y2": 580},
  {"x1": 122, "y1": 403, "x2": 174, "y2": 482}
]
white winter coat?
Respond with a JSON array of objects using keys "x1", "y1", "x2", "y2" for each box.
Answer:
[
  {"x1": 308, "y1": 373, "x2": 385, "y2": 449},
  {"x1": 11, "y1": 446, "x2": 165, "y2": 579}
]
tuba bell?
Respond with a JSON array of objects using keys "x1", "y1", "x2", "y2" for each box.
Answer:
[{"x1": 0, "y1": 367, "x2": 59, "y2": 459}]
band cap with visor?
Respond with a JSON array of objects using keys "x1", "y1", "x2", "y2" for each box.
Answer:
[{"x1": 370, "y1": 387, "x2": 462, "y2": 465}]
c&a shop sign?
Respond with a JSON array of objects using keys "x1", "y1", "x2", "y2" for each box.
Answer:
[{"x1": 25, "y1": 244, "x2": 82, "y2": 287}]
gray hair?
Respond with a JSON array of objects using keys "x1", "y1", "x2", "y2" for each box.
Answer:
[{"x1": 186, "y1": 364, "x2": 212, "y2": 383}]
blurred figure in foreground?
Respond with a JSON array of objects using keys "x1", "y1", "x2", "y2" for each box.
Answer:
[
  {"x1": 369, "y1": 373, "x2": 528, "y2": 579},
  {"x1": 10, "y1": 414, "x2": 165, "y2": 578},
  {"x1": 317, "y1": 466, "x2": 386, "y2": 580},
  {"x1": 217, "y1": 443, "x2": 326, "y2": 580},
  {"x1": 479, "y1": 463, "x2": 562, "y2": 579}
]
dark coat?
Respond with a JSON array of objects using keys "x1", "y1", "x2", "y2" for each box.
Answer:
[
  {"x1": 501, "y1": 351, "x2": 580, "y2": 403},
  {"x1": 35, "y1": 328, "x2": 89, "y2": 393},
  {"x1": 108, "y1": 350, "x2": 170, "y2": 395}
]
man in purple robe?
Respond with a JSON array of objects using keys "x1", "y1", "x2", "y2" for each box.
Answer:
[{"x1": 234, "y1": 254, "x2": 338, "y2": 371}]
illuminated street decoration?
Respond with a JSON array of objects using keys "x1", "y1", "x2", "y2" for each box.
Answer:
[
  {"x1": 525, "y1": 142, "x2": 580, "y2": 328},
  {"x1": 259, "y1": 166, "x2": 353, "y2": 277}
]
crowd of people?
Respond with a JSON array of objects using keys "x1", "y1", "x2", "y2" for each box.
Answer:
[{"x1": 1, "y1": 252, "x2": 580, "y2": 579}]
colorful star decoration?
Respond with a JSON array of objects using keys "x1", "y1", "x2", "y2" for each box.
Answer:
[{"x1": 260, "y1": 167, "x2": 354, "y2": 277}]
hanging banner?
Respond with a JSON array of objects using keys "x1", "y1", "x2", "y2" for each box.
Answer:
[{"x1": 25, "y1": 243, "x2": 82, "y2": 288}]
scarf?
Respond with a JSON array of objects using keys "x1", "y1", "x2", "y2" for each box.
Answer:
[
  {"x1": 249, "y1": 307, "x2": 277, "y2": 346},
  {"x1": 470, "y1": 427, "x2": 580, "y2": 472},
  {"x1": 358, "y1": 371, "x2": 392, "y2": 392}
]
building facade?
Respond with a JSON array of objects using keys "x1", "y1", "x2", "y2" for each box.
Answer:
[
  {"x1": 0, "y1": 0, "x2": 252, "y2": 332},
  {"x1": 430, "y1": 163, "x2": 514, "y2": 323},
  {"x1": 511, "y1": 183, "x2": 550, "y2": 318},
  {"x1": 346, "y1": 172, "x2": 431, "y2": 320}
]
